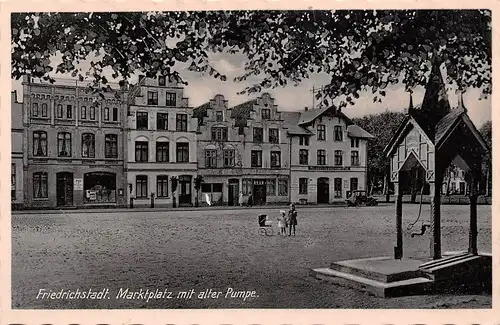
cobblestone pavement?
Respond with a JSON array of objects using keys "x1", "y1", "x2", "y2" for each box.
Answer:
[{"x1": 12, "y1": 205, "x2": 491, "y2": 309}]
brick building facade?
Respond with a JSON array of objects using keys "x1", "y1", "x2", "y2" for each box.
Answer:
[{"x1": 22, "y1": 76, "x2": 128, "y2": 208}]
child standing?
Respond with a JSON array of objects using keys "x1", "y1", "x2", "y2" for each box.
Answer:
[{"x1": 277, "y1": 210, "x2": 287, "y2": 236}]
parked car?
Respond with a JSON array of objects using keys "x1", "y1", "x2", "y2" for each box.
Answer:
[{"x1": 346, "y1": 190, "x2": 378, "y2": 207}]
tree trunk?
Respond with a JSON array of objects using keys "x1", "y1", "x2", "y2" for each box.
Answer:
[
  {"x1": 486, "y1": 169, "x2": 490, "y2": 197},
  {"x1": 369, "y1": 176, "x2": 375, "y2": 196},
  {"x1": 384, "y1": 172, "x2": 390, "y2": 203}
]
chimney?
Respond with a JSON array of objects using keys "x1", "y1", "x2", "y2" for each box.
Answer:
[{"x1": 304, "y1": 107, "x2": 308, "y2": 112}]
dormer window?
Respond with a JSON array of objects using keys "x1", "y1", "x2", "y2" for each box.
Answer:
[{"x1": 216, "y1": 111, "x2": 223, "y2": 122}]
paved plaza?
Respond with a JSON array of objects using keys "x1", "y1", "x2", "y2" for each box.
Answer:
[{"x1": 12, "y1": 204, "x2": 491, "y2": 309}]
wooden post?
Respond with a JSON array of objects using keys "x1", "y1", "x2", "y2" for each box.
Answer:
[
  {"x1": 429, "y1": 172, "x2": 442, "y2": 260},
  {"x1": 469, "y1": 175, "x2": 478, "y2": 255},
  {"x1": 394, "y1": 182, "x2": 403, "y2": 259}
]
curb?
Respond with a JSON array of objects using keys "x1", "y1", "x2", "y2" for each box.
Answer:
[{"x1": 12, "y1": 203, "x2": 384, "y2": 215}]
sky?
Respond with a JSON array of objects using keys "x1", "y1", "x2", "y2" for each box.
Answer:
[{"x1": 12, "y1": 51, "x2": 491, "y2": 128}]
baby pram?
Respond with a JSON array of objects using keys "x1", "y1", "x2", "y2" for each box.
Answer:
[{"x1": 258, "y1": 214, "x2": 274, "y2": 236}]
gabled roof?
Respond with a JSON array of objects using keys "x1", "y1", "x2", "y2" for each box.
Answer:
[
  {"x1": 434, "y1": 107, "x2": 465, "y2": 146},
  {"x1": 193, "y1": 101, "x2": 211, "y2": 125},
  {"x1": 281, "y1": 111, "x2": 313, "y2": 135},
  {"x1": 297, "y1": 105, "x2": 353, "y2": 126},
  {"x1": 434, "y1": 106, "x2": 488, "y2": 153},
  {"x1": 347, "y1": 125, "x2": 375, "y2": 139},
  {"x1": 230, "y1": 99, "x2": 257, "y2": 128}
]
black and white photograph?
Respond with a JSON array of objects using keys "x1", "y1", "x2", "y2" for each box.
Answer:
[{"x1": 8, "y1": 8, "x2": 493, "y2": 311}]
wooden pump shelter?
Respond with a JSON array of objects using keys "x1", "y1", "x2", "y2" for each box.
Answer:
[{"x1": 384, "y1": 60, "x2": 489, "y2": 260}]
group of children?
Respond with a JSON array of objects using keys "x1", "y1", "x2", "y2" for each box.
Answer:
[{"x1": 276, "y1": 203, "x2": 298, "y2": 236}]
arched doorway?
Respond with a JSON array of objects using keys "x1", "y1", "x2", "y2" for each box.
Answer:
[
  {"x1": 178, "y1": 175, "x2": 192, "y2": 206},
  {"x1": 56, "y1": 172, "x2": 73, "y2": 206},
  {"x1": 84, "y1": 172, "x2": 117, "y2": 204},
  {"x1": 317, "y1": 177, "x2": 330, "y2": 204}
]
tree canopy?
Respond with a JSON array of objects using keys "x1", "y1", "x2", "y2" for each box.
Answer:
[
  {"x1": 352, "y1": 111, "x2": 405, "y2": 185},
  {"x1": 12, "y1": 10, "x2": 491, "y2": 106}
]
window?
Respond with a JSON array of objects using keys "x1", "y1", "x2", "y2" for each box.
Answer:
[
  {"x1": 81, "y1": 106, "x2": 87, "y2": 119},
  {"x1": 269, "y1": 128, "x2": 279, "y2": 144},
  {"x1": 33, "y1": 172, "x2": 48, "y2": 198},
  {"x1": 267, "y1": 179, "x2": 276, "y2": 196},
  {"x1": 136, "y1": 111, "x2": 148, "y2": 129},
  {"x1": 156, "y1": 142, "x2": 169, "y2": 162},
  {"x1": 205, "y1": 149, "x2": 217, "y2": 167},
  {"x1": 335, "y1": 150, "x2": 343, "y2": 166},
  {"x1": 158, "y1": 76, "x2": 166, "y2": 86},
  {"x1": 216, "y1": 111, "x2": 223, "y2": 122},
  {"x1": 253, "y1": 127, "x2": 263, "y2": 142},
  {"x1": 317, "y1": 124, "x2": 326, "y2": 141},
  {"x1": 211, "y1": 127, "x2": 228, "y2": 141},
  {"x1": 299, "y1": 149, "x2": 309, "y2": 165},
  {"x1": 176, "y1": 114, "x2": 187, "y2": 131},
  {"x1": 242, "y1": 179, "x2": 252, "y2": 195},
  {"x1": 135, "y1": 141, "x2": 149, "y2": 162},
  {"x1": 41, "y1": 103, "x2": 47, "y2": 117},
  {"x1": 147, "y1": 91, "x2": 158, "y2": 105},
  {"x1": 317, "y1": 150, "x2": 326, "y2": 165},
  {"x1": 32, "y1": 103, "x2": 39, "y2": 117},
  {"x1": 201, "y1": 183, "x2": 211, "y2": 192},
  {"x1": 334, "y1": 178, "x2": 342, "y2": 198},
  {"x1": 33, "y1": 131, "x2": 47, "y2": 156},
  {"x1": 251, "y1": 150, "x2": 262, "y2": 167},
  {"x1": 157, "y1": 175, "x2": 169, "y2": 197},
  {"x1": 57, "y1": 104, "x2": 63, "y2": 118},
  {"x1": 299, "y1": 178, "x2": 308, "y2": 194},
  {"x1": 136, "y1": 175, "x2": 148, "y2": 198},
  {"x1": 351, "y1": 138, "x2": 360, "y2": 148},
  {"x1": 278, "y1": 179, "x2": 288, "y2": 196},
  {"x1": 11, "y1": 164, "x2": 16, "y2": 200},
  {"x1": 112, "y1": 107, "x2": 118, "y2": 121},
  {"x1": 271, "y1": 151, "x2": 281, "y2": 168},
  {"x1": 176, "y1": 143, "x2": 189, "y2": 162},
  {"x1": 157, "y1": 113, "x2": 168, "y2": 130},
  {"x1": 351, "y1": 151, "x2": 360, "y2": 166},
  {"x1": 57, "y1": 132, "x2": 72, "y2": 157},
  {"x1": 299, "y1": 136, "x2": 310, "y2": 146},
  {"x1": 81, "y1": 133, "x2": 95, "y2": 158},
  {"x1": 89, "y1": 106, "x2": 95, "y2": 120},
  {"x1": 350, "y1": 177, "x2": 358, "y2": 191},
  {"x1": 104, "y1": 107, "x2": 110, "y2": 121},
  {"x1": 262, "y1": 108, "x2": 270, "y2": 120},
  {"x1": 334, "y1": 126, "x2": 343, "y2": 141},
  {"x1": 223, "y1": 149, "x2": 235, "y2": 167},
  {"x1": 166, "y1": 92, "x2": 176, "y2": 106},
  {"x1": 66, "y1": 105, "x2": 72, "y2": 119},
  {"x1": 105, "y1": 134, "x2": 118, "y2": 158}
]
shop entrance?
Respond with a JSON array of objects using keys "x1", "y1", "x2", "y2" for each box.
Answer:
[{"x1": 84, "y1": 172, "x2": 116, "y2": 204}]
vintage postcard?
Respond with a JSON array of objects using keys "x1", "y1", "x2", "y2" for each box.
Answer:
[{"x1": 1, "y1": 0, "x2": 498, "y2": 324}]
